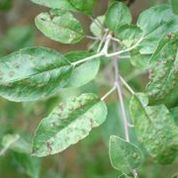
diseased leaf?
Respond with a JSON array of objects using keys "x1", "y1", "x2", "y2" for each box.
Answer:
[
  {"x1": 32, "y1": 93, "x2": 107, "y2": 157},
  {"x1": 35, "y1": 9, "x2": 84, "y2": 44},
  {"x1": 30, "y1": 0, "x2": 73, "y2": 10},
  {"x1": 65, "y1": 51, "x2": 100, "y2": 88},
  {"x1": 0, "y1": 47, "x2": 73, "y2": 102},
  {"x1": 109, "y1": 136, "x2": 144, "y2": 173},
  {"x1": 68, "y1": 0, "x2": 96, "y2": 15},
  {"x1": 137, "y1": 4, "x2": 178, "y2": 54},
  {"x1": 129, "y1": 93, "x2": 178, "y2": 164},
  {"x1": 146, "y1": 33, "x2": 178, "y2": 106},
  {"x1": 105, "y1": 2, "x2": 132, "y2": 32},
  {"x1": 130, "y1": 49, "x2": 151, "y2": 69}
]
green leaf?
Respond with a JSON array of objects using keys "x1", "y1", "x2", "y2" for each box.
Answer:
[
  {"x1": 0, "y1": 47, "x2": 73, "y2": 102},
  {"x1": 137, "y1": 4, "x2": 178, "y2": 54},
  {"x1": 130, "y1": 49, "x2": 150, "y2": 69},
  {"x1": 30, "y1": 0, "x2": 73, "y2": 10},
  {"x1": 129, "y1": 93, "x2": 178, "y2": 164},
  {"x1": 35, "y1": 9, "x2": 84, "y2": 44},
  {"x1": 170, "y1": 107, "x2": 178, "y2": 126},
  {"x1": 146, "y1": 33, "x2": 178, "y2": 106},
  {"x1": 0, "y1": 0, "x2": 12, "y2": 11},
  {"x1": 171, "y1": 0, "x2": 178, "y2": 15},
  {"x1": 32, "y1": 93, "x2": 107, "y2": 157},
  {"x1": 105, "y1": 2, "x2": 132, "y2": 32},
  {"x1": 1, "y1": 134, "x2": 41, "y2": 178},
  {"x1": 68, "y1": 0, "x2": 96, "y2": 15},
  {"x1": 65, "y1": 51, "x2": 100, "y2": 88},
  {"x1": 109, "y1": 136, "x2": 144, "y2": 173},
  {"x1": 13, "y1": 152, "x2": 41, "y2": 178},
  {"x1": 90, "y1": 16, "x2": 105, "y2": 38},
  {"x1": 0, "y1": 26, "x2": 34, "y2": 55},
  {"x1": 115, "y1": 24, "x2": 143, "y2": 47}
]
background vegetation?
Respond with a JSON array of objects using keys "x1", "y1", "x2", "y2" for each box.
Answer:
[{"x1": 0, "y1": 0, "x2": 178, "y2": 178}]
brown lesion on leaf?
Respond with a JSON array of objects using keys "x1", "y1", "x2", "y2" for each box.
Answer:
[
  {"x1": 89, "y1": 117, "x2": 94, "y2": 128},
  {"x1": 9, "y1": 71, "x2": 15, "y2": 77},
  {"x1": 58, "y1": 103, "x2": 64, "y2": 111},
  {"x1": 14, "y1": 63, "x2": 20, "y2": 69},
  {"x1": 47, "y1": 141, "x2": 53, "y2": 155}
]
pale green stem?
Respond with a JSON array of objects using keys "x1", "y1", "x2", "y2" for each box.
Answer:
[{"x1": 101, "y1": 86, "x2": 116, "y2": 101}]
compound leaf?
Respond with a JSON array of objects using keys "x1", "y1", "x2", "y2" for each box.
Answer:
[
  {"x1": 109, "y1": 136, "x2": 144, "y2": 174},
  {"x1": 35, "y1": 9, "x2": 84, "y2": 44},
  {"x1": 0, "y1": 47, "x2": 73, "y2": 102},
  {"x1": 32, "y1": 93, "x2": 107, "y2": 157}
]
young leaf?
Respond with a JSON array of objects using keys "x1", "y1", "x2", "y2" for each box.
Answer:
[
  {"x1": 171, "y1": 0, "x2": 178, "y2": 15},
  {"x1": 90, "y1": 16, "x2": 105, "y2": 38},
  {"x1": 105, "y1": 2, "x2": 132, "y2": 32},
  {"x1": 30, "y1": 0, "x2": 73, "y2": 10},
  {"x1": 146, "y1": 33, "x2": 178, "y2": 106},
  {"x1": 129, "y1": 93, "x2": 178, "y2": 164},
  {"x1": 0, "y1": 47, "x2": 73, "y2": 102},
  {"x1": 65, "y1": 51, "x2": 100, "y2": 88},
  {"x1": 109, "y1": 136, "x2": 144, "y2": 174},
  {"x1": 35, "y1": 9, "x2": 84, "y2": 44},
  {"x1": 68, "y1": 0, "x2": 96, "y2": 15},
  {"x1": 32, "y1": 93, "x2": 107, "y2": 157},
  {"x1": 137, "y1": 4, "x2": 178, "y2": 54}
]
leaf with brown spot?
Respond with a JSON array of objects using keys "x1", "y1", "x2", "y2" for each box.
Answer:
[{"x1": 32, "y1": 93, "x2": 107, "y2": 157}]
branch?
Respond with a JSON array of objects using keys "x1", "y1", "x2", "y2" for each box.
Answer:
[
  {"x1": 112, "y1": 44, "x2": 130, "y2": 142},
  {"x1": 101, "y1": 86, "x2": 116, "y2": 101},
  {"x1": 106, "y1": 37, "x2": 144, "y2": 58},
  {"x1": 72, "y1": 33, "x2": 112, "y2": 66}
]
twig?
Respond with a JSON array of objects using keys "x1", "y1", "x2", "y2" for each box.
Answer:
[
  {"x1": 85, "y1": 35, "x2": 100, "y2": 40},
  {"x1": 112, "y1": 43, "x2": 138, "y2": 178},
  {"x1": 112, "y1": 44, "x2": 130, "y2": 142},
  {"x1": 106, "y1": 37, "x2": 144, "y2": 58},
  {"x1": 72, "y1": 53, "x2": 103, "y2": 66},
  {"x1": 101, "y1": 86, "x2": 116, "y2": 101},
  {"x1": 120, "y1": 76, "x2": 135, "y2": 95},
  {"x1": 72, "y1": 33, "x2": 112, "y2": 66}
]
